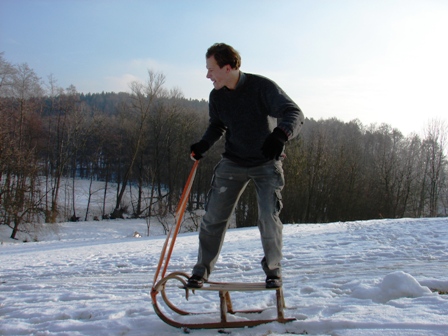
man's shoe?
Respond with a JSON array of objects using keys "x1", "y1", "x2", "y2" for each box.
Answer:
[
  {"x1": 266, "y1": 276, "x2": 282, "y2": 289},
  {"x1": 187, "y1": 274, "x2": 204, "y2": 288}
]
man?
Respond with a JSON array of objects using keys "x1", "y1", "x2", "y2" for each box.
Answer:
[{"x1": 188, "y1": 43, "x2": 304, "y2": 289}]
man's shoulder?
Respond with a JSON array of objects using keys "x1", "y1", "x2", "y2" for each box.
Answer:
[
  {"x1": 245, "y1": 72, "x2": 270, "y2": 82},
  {"x1": 244, "y1": 72, "x2": 277, "y2": 88}
]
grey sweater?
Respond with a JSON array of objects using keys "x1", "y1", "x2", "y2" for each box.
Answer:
[{"x1": 201, "y1": 72, "x2": 305, "y2": 167}]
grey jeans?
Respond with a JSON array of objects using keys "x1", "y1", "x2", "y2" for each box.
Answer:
[{"x1": 192, "y1": 158, "x2": 285, "y2": 280}]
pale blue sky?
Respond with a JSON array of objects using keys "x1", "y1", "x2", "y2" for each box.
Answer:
[{"x1": 1, "y1": 0, "x2": 447, "y2": 135}]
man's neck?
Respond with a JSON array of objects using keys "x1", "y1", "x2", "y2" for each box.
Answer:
[{"x1": 226, "y1": 70, "x2": 241, "y2": 90}]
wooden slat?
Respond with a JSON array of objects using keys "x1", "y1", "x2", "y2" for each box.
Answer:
[{"x1": 186, "y1": 281, "x2": 278, "y2": 291}]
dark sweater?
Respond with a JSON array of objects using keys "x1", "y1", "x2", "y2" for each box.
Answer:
[{"x1": 201, "y1": 72, "x2": 305, "y2": 167}]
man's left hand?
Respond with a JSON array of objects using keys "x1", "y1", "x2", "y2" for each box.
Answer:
[{"x1": 261, "y1": 127, "x2": 288, "y2": 160}]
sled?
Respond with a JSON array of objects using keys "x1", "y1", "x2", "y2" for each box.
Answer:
[
  {"x1": 150, "y1": 160, "x2": 295, "y2": 329},
  {"x1": 151, "y1": 271, "x2": 295, "y2": 329}
]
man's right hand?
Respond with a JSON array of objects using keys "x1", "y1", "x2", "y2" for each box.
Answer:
[{"x1": 190, "y1": 140, "x2": 210, "y2": 161}]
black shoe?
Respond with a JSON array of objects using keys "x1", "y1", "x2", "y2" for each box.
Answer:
[
  {"x1": 187, "y1": 274, "x2": 204, "y2": 288},
  {"x1": 266, "y1": 276, "x2": 282, "y2": 289}
]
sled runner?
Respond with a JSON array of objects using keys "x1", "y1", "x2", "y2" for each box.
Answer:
[{"x1": 150, "y1": 161, "x2": 295, "y2": 329}]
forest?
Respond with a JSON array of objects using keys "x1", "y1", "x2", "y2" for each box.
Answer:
[{"x1": 1, "y1": 53, "x2": 447, "y2": 239}]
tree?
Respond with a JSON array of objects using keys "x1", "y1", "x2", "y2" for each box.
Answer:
[
  {"x1": 42, "y1": 82, "x2": 81, "y2": 222},
  {"x1": 111, "y1": 70, "x2": 166, "y2": 219},
  {"x1": 422, "y1": 119, "x2": 447, "y2": 216},
  {"x1": 3, "y1": 53, "x2": 447, "y2": 231},
  {"x1": 0, "y1": 61, "x2": 45, "y2": 238}
]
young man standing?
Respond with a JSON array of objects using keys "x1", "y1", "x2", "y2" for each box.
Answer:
[{"x1": 188, "y1": 43, "x2": 304, "y2": 289}]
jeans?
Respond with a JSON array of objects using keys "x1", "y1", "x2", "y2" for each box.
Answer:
[{"x1": 192, "y1": 158, "x2": 285, "y2": 280}]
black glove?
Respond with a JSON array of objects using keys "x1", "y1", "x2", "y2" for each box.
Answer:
[
  {"x1": 261, "y1": 128, "x2": 288, "y2": 160},
  {"x1": 190, "y1": 140, "x2": 210, "y2": 161}
]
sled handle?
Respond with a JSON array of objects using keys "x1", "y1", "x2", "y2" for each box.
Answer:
[{"x1": 152, "y1": 159, "x2": 199, "y2": 287}]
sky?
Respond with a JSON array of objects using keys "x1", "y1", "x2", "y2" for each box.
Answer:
[{"x1": 1, "y1": 0, "x2": 448, "y2": 136}]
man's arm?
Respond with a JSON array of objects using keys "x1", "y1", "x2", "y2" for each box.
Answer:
[
  {"x1": 200, "y1": 99, "x2": 227, "y2": 146},
  {"x1": 264, "y1": 79, "x2": 305, "y2": 140}
]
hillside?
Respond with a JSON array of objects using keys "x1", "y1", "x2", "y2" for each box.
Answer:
[{"x1": 1, "y1": 217, "x2": 447, "y2": 335}]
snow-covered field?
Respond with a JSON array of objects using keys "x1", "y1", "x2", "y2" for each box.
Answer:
[{"x1": 1, "y1": 217, "x2": 448, "y2": 335}]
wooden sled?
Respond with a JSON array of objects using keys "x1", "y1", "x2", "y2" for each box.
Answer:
[
  {"x1": 151, "y1": 271, "x2": 295, "y2": 329},
  {"x1": 151, "y1": 161, "x2": 295, "y2": 329}
]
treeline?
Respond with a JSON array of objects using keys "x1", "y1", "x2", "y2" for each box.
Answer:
[{"x1": 1, "y1": 53, "x2": 447, "y2": 239}]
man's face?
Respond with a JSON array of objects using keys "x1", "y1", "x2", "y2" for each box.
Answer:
[{"x1": 206, "y1": 56, "x2": 230, "y2": 90}]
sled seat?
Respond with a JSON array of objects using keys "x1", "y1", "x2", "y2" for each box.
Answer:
[
  {"x1": 189, "y1": 281, "x2": 276, "y2": 291},
  {"x1": 184, "y1": 280, "x2": 294, "y2": 325}
]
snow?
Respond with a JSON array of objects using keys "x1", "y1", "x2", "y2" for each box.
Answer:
[{"x1": 1, "y1": 217, "x2": 448, "y2": 335}]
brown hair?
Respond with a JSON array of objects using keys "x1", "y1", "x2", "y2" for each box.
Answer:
[{"x1": 206, "y1": 43, "x2": 241, "y2": 69}]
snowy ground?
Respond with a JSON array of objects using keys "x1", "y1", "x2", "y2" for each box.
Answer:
[{"x1": 1, "y1": 217, "x2": 448, "y2": 335}]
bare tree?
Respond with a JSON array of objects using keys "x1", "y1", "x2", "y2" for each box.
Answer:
[
  {"x1": 42, "y1": 82, "x2": 78, "y2": 222},
  {"x1": 0, "y1": 52, "x2": 16, "y2": 96},
  {"x1": 0, "y1": 61, "x2": 45, "y2": 238},
  {"x1": 422, "y1": 119, "x2": 447, "y2": 216},
  {"x1": 111, "y1": 70, "x2": 165, "y2": 219}
]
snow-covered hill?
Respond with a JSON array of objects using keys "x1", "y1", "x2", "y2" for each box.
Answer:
[{"x1": 1, "y1": 217, "x2": 447, "y2": 335}]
